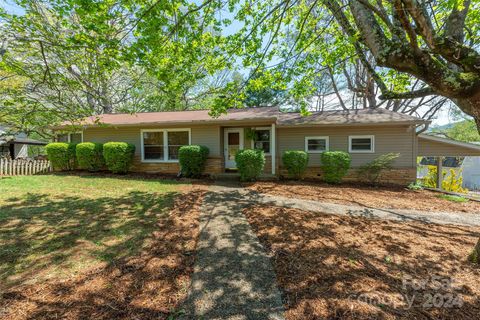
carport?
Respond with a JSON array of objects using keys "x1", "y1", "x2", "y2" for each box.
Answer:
[
  {"x1": 417, "y1": 134, "x2": 480, "y2": 189},
  {"x1": 0, "y1": 137, "x2": 47, "y2": 159}
]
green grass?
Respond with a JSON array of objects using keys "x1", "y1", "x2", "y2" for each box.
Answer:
[
  {"x1": 436, "y1": 194, "x2": 469, "y2": 203},
  {"x1": 0, "y1": 173, "x2": 187, "y2": 289}
]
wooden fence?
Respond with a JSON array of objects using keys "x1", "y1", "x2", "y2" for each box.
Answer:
[{"x1": 0, "y1": 159, "x2": 52, "y2": 176}]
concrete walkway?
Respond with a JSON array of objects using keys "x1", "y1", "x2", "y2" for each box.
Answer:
[
  {"x1": 181, "y1": 182, "x2": 479, "y2": 319},
  {"x1": 181, "y1": 183, "x2": 285, "y2": 320},
  {"x1": 250, "y1": 192, "x2": 480, "y2": 227}
]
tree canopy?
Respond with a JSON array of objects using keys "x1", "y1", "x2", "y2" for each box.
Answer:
[{"x1": 1, "y1": 0, "x2": 480, "y2": 134}]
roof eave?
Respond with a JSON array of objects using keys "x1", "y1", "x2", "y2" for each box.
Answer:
[
  {"x1": 418, "y1": 134, "x2": 480, "y2": 151},
  {"x1": 51, "y1": 117, "x2": 278, "y2": 130},
  {"x1": 276, "y1": 120, "x2": 426, "y2": 128}
]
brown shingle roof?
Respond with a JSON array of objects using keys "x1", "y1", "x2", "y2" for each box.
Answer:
[
  {"x1": 62, "y1": 107, "x2": 278, "y2": 127},
  {"x1": 277, "y1": 108, "x2": 426, "y2": 126},
  {"x1": 56, "y1": 107, "x2": 426, "y2": 128}
]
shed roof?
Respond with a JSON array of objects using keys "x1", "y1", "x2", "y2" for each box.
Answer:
[
  {"x1": 0, "y1": 137, "x2": 47, "y2": 146},
  {"x1": 418, "y1": 134, "x2": 480, "y2": 156}
]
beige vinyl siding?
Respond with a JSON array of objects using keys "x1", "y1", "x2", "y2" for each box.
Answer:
[
  {"x1": 277, "y1": 125, "x2": 415, "y2": 167},
  {"x1": 417, "y1": 137, "x2": 480, "y2": 156},
  {"x1": 83, "y1": 125, "x2": 221, "y2": 157}
]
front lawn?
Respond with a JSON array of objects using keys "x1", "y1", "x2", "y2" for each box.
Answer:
[
  {"x1": 0, "y1": 174, "x2": 204, "y2": 319},
  {"x1": 244, "y1": 205, "x2": 480, "y2": 319},
  {"x1": 246, "y1": 181, "x2": 480, "y2": 213}
]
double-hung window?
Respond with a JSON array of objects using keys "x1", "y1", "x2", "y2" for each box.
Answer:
[
  {"x1": 57, "y1": 132, "x2": 83, "y2": 143},
  {"x1": 349, "y1": 135, "x2": 375, "y2": 153},
  {"x1": 141, "y1": 129, "x2": 191, "y2": 162},
  {"x1": 305, "y1": 136, "x2": 329, "y2": 153},
  {"x1": 251, "y1": 128, "x2": 271, "y2": 154}
]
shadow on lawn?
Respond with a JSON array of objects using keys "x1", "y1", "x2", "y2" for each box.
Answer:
[
  {"x1": 177, "y1": 188, "x2": 480, "y2": 319},
  {"x1": 238, "y1": 194, "x2": 480, "y2": 320},
  {"x1": 0, "y1": 189, "x2": 204, "y2": 319},
  {"x1": 45, "y1": 171, "x2": 209, "y2": 184}
]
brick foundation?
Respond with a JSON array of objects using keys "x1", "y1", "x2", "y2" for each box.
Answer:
[
  {"x1": 279, "y1": 167, "x2": 416, "y2": 186},
  {"x1": 131, "y1": 157, "x2": 223, "y2": 174}
]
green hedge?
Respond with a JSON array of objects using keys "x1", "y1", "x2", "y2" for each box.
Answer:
[
  {"x1": 321, "y1": 151, "x2": 351, "y2": 184},
  {"x1": 178, "y1": 145, "x2": 209, "y2": 178},
  {"x1": 282, "y1": 150, "x2": 309, "y2": 179},
  {"x1": 76, "y1": 142, "x2": 104, "y2": 172},
  {"x1": 235, "y1": 149, "x2": 265, "y2": 181},
  {"x1": 45, "y1": 142, "x2": 77, "y2": 171},
  {"x1": 103, "y1": 142, "x2": 135, "y2": 174}
]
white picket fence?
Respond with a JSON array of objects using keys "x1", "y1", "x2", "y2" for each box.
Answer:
[{"x1": 0, "y1": 159, "x2": 52, "y2": 176}]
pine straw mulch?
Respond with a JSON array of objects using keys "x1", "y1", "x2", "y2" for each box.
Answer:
[
  {"x1": 243, "y1": 205, "x2": 480, "y2": 320},
  {"x1": 245, "y1": 181, "x2": 480, "y2": 213},
  {"x1": 0, "y1": 186, "x2": 206, "y2": 320}
]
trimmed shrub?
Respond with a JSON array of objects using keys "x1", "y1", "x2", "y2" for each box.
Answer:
[
  {"x1": 179, "y1": 145, "x2": 209, "y2": 178},
  {"x1": 321, "y1": 151, "x2": 351, "y2": 184},
  {"x1": 357, "y1": 153, "x2": 400, "y2": 185},
  {"x1": 282, "y1": 150, "x2": 309, "y2": 179},
  {"x1": 76, "y1": 142, "x2": 104, "y2": 172},
  {"x1": 103, "y1": 142, "x2": 135, "y2": 174},
  {"x1": 235, "y1": 149, "x2": 265, "y2": 181},
  {"x1": 46, "y1": 142, "x2": 76, "y2": 171}
]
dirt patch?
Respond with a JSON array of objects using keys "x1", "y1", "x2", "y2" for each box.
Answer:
[
  {"x1": 243, "y1": 205, "x2": 480, "y2": 319},
  {"x1": 0, "y1": 187, "x2": 205, "y2": 320},
  {"x1": 246, "y1": 181, "x2": 480, "y2": 213}
]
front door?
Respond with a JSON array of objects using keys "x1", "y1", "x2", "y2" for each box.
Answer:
[{"x1": 224, "y1": 128, "x2": 244, "y2": 169}]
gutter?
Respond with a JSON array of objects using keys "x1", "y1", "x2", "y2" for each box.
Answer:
[
  {"x1": 276, "y1": 120, "x2": 427, "y2": 128},
  {"x1": 50, "y1": 117, "x2": 278, "y2": 130},
  {"x1": 415, "y1": 121, "x2": 431, "y2": 135}
]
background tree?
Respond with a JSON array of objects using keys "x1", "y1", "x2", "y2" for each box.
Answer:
[
  {"x1": 189, "y1": 0, "x2": 479, "y2": 126},
  {"x1": 243, "y1": 70, "x2": 288, "y2": 107},
  {"x1": 0, "y1": 0, "x2": 228, "y2": 134}
]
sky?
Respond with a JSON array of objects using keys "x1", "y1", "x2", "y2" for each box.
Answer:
[
  {"x1": 0, "y1": 0, "x2": 22, "y2": 15},
  {"x1": 0, "y1": 0, "x2": 458, "y2": 127}
]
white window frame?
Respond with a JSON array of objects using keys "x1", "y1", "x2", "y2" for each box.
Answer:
[
  {"x1": 305, "y1": 136, "x2": 329, "y2": 153},
  {"x1": 140, "y1": 128, "x2": 191, "y2": 163},
  {"x1": 249, "y1": 127, "x2": 272, "y2": 155},
  {"x1": 348, "y1": 135, "x2": 375, "y2": 153},
  {"x1": 58, "y1": 131, "x2": 83, "y2": 143}
]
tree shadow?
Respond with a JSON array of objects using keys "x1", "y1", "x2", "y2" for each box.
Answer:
[
  {"x1": 180, "y1": 189, "x2": 285, "y2": 320},
  {"x1": 0, "y1": 188, "x2": 205, "y2": 319},
  {"x1": 242, "y1": 203, "x2": 480, "y2": 320}
]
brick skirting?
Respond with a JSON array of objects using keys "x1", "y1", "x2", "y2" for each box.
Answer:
[
  {"x1": 130, "y1": 156, "x2": 414, "y2": 185},
  {"x1": 131, "y1": 157, "x2": 223, "y2": 174},
  {"x1": 279, "y1": 167, "x2": 416, "y2": 186}
]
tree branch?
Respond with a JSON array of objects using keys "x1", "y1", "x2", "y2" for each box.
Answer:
[
  {"x1": 400, "y1": 0, "x2": 436, "y2": 49},
  {"x1": 326, "y1": 0, "x2": 389, "y2": 93},
  {"x1": 444, "y1": 0, "x2": 470, "y2": 43},
  {"x1": 379, "y1": 87, "x2": 435, "y2": 100}
]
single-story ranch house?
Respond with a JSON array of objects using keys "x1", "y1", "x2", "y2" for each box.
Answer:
[{"x1": 53, "y1": 107, "x2": 480, "y2": 185}]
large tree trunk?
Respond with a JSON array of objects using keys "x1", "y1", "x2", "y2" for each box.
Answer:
[
  {"x1": 454, "y1": 91, "x2": 480, "y2": 132},
  {"x1": 471, "y1": 238, "x2": 480, "y2": 263}
]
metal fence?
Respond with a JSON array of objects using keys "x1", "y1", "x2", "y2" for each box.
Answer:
[{"x1": 0, "y1": 159, "x2": 51, "y2": 176}]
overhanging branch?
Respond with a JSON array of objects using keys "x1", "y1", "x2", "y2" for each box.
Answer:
[{"x1": 379, "y1": 87, "x2": 435, "y2": 100}]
